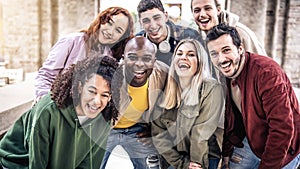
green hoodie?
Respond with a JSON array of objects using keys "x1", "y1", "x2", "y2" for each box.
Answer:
[{"x1": 0, "y1": 94, "x2": 111, "y2": 169}]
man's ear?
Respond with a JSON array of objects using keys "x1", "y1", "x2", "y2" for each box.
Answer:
[
  {"x1": 164, "y1": 11, "x2": 169, "y2": 21},
  {"x1": 216, "y1": 5, "x2": 222, "y2": 16},
  {"x1": 239, "y1": 45, "x2": 244, "y2": 55},
  {"x1": 139, "y1": 18, "x2": 143, "y2": 29},
  {"x1": 78, "y1": 82, "x2": 83, "y2": 94}
]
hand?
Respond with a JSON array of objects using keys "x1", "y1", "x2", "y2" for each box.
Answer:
[
  {"x1": 221, "y1": 157, "x2": 230, "y2": 169},
  {"x1": 188, "y1": 162, "x2": 203, "y2": 169},
  {"x1": 136, "y1": 124, "x2": 153, "y2": 146}
]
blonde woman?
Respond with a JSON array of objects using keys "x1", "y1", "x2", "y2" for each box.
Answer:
[{"x1": 152, "y1": 39, "x2": 225, "y2": 169}]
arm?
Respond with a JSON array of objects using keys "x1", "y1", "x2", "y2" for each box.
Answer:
[
  {"x1": 151, "y1": 107, "x2": 190, "y2": 169},
  {"x1": 28, "y1": 108, "x2": 51, "y2": 169},
  {"x1": 190, "y1": 83, "x2": 225, "y2": 168},
  {"x1": 257, "y1": 71, "x2": 294, "y2": 168},
  {"x1": 236, "y1": 23, "x2": 267, "y2": 56},
  {"x1": 34, "y1": 35, "x2": 76, "y2": 98},
  {"x1": 221, "y1": 93, "x2": 236, "y2": 158},
  {"x1": 221, "y1": 82, "x2": 245, "y2": 166}
]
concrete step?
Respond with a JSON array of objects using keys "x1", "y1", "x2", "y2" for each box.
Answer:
[{"x1": 0, "y1": 72, "x2": 35, "y2": 136}]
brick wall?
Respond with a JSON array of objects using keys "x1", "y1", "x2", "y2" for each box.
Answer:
[
  {"x1": 58, "y1": 0, "x2": 94, "y2": 36},
  {"x1": 229, "y1": 0, "x2": 300, "y2": 86},
  {"x1": 283, "y1": 0, "x2": 300, "y2": 87},
  {"x1": 229, "y1": 0, "x2": 267, "y2": 45},
  {"x1": 2, "y1": 0, "x2": 41, "y2": 72},
  {"x1": 0, "y1": 0, "x2": 94, "y2": 72}
]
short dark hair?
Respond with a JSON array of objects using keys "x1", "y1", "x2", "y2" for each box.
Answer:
[
  {"x1": 206, "y1": 23, "x2": 242, "y2": 48},
  {"x1": 191, "y1": 0, "x2": 221, "y2": 11},
  {"x1": 137, "y1": 0, "x2": 165, "y2": 17}
]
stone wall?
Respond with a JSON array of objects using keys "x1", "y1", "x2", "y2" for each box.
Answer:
[
  {"x1": 228, "y1": 0, "x2": 267, "y2": 45},
  {"x1": 283, "y1": 0, "x2": 300, "y2": 86},
  {"x1": 1, "y1": 0, "x2": 41, "y2": 72},
  {"x1": 0, "y1": 0, "x2": 94, "y2": 71},
  {"x1": 229, "y1": 0, "x2": 300, "y2": 87}
]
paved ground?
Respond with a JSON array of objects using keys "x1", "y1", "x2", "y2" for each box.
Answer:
[{"x1": 105, "y1": 146, "x2": 133, "y2": 169}]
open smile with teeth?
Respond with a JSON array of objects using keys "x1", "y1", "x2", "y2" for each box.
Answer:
[
  {"x1": 178, "y1": 63, "x2": 190, "y2": 69},
  {"x1": 149, "y1": 28, "x2": 160, "y2": 35},
  {"x1": 134, "y1": 71, "x2": 146, "y2": 78},
  {"x1": 87, "y1": 103, "x2": 100, "y2": 113},
  {"x1": 219, "y1": 61, "x2": 231, "y2": 71},
  {"x1": 200, "y1": 18, "x2": 209, "y2": 24}
]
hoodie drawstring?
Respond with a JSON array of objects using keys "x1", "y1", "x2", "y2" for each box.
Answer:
[
  {"x1": 74, "y1": 118, "x2": 79, "y2": 169},
  {"x1": 89, "y1": 123, "x2": 93, "y2": 169}
]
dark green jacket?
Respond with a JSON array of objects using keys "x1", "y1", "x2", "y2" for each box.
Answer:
[{"x1": 0, "y1": 94, "x2": 110, "y2": 169}]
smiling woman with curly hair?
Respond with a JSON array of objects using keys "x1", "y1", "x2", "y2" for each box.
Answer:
[{"x1": 0, "y1": 55, "x2": 122, "y2": 169}]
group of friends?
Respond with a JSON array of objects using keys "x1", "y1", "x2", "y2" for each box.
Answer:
[{"x1": 0, "y1": 0, "x2": 299, "y2": 169}]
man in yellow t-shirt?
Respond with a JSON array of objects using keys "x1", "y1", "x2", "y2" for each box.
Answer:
[
  {"x1": 114, "y1": 80, "x2": 149, "y2": 128},
  {"x1": 100, "y1": 36, "x2": 168, "y2": 169}
]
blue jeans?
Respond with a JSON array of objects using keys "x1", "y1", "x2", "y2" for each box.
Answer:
[
  {"x1": 229, "y1": 138, "x2": 300, "y2": 169},
  {"x1": 282, "y1": 153, "x2": 300, "y2": 169},
  {"x1": 209, "y1": 157, "x2": 220, "y2": 169},
  {"x1": 165, "y1": 158, "x2": 219, "y2": 169},
  {"x1": 229, "y1": 138, "x2": 260, "y2": 169},
  {"x1": 100, "y1": 123, "x2": 160, "y2": 169}
]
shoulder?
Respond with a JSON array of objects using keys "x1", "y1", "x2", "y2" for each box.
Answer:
[
  {"x1": 168, "y1": 21, "x2": 204, "y2": 45},
  {"x1": 235, "y1": 23, "x2": 266, "y2": 55},
  {"x1": 32, "y1": 94, "x2": 58, "y2": 117},
  {"x1": 235, "y1": 22, "x2": 257, "y2": 39},
  {"x1": 153, "y1": 61, "x2": 169, "y2": 74},
  {"x1": 62, "y1": 32, "x2": 85, "y2": 39},
  {"x1": 220, "y1": 10, "x2": 240, "y2": 26},
  {"x1": 56, "y1": 32, "x2": 86, "y2": 44},
  {"x1": 150, "y1": 61, "x2": 169, "y2": 84},
  {"x1": 247, "y1": 53, "x2": 280, "y2": 71},
  {"x1": 176, "y1": 25, "x2": 199, "y2": 35},
  {"x1": 245, "y1": 53, "x2": 284, "y2": 80},
  {"x1": 168, "y1": 20, "x2": 198, "y2": 35},
  {"x1": 201, "y1": 79, "x2": 223, "y2": 96}
]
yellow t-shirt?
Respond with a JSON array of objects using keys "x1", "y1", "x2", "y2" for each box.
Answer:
[{"x1": 114, "y1": 80, "x2": 149, "y2": 128}]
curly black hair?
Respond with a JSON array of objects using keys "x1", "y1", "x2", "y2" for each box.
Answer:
[{"x1": 51, "y1": 55, "x2": 122, "y2": 124}]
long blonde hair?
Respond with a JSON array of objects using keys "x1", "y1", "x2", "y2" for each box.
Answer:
[{"x1": 160, "y1": 39, "x2": 212, "y2": 109}]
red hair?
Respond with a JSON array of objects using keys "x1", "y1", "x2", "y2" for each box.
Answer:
[{"x1": 81, "y1": 7, "x2": 134, "y2": 61}]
